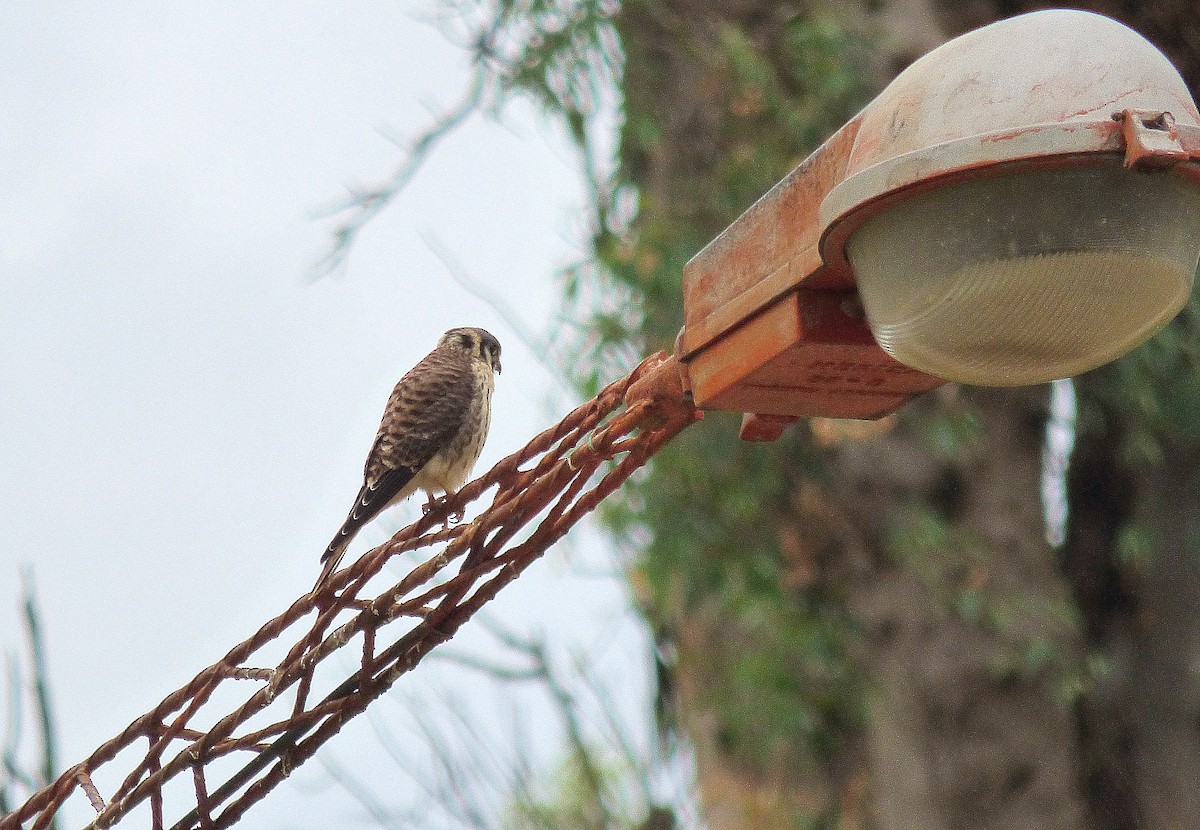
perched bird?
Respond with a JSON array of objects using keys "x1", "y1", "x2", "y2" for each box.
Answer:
[{"x1": 316, "y1": 327, "x2": 501, "y2": 588}]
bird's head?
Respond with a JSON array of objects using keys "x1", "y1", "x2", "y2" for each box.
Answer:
[{"x1": 440, "y1": 327, "x2": 502, "y2": 374}]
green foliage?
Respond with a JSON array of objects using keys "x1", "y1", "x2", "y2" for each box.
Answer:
[
  {"x1": 715, "y1": 16, "x2": 866, "y2": 188},
  {"x1": 605, "y1": 423, "x2": 819, "y2": 604},
  {"x1": 501, "y1": 751, "x2": 635, "y2": 830},
  {"x1": 884, "y1": 507, "x2": 989, "y2": 599},
  {"x1": 916, "y1": 407, "x2": 984, "y2": 459},
  {"x1": 473, "y1": 0, "x2": 620, "y2": 121},
  {"x1": 983, "y1": 593, "x2": 1082, "y2": 682},
  {"x1": 1078, "y1": 276, "x2": 1200, "y2": 465},
  {"x1": 577, "y1": 3, "x2": 872, "y2": 778},
  {"x1": 1114, "y1": 521, "x2": 1157, "y2": 572},
  {"x1": 589, "y1": 4, "x2": 872, "y2": 350},
  {"x1": 605, "y1": 422, "x2": 865, "y2": 766},
  {"x1": 712, "y1": 592, "x2": 866, "y2": 765},
  {"x1": 884, "y1": 507, "x2": 1088, "y2": 705},
  {"x1": 1056, "y1": 651, "x2": 1114, "y2": 707}
]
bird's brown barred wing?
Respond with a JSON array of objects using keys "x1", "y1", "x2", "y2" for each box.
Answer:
[{"x1": 318, "y1": 349, "x2": 476, "y2": 578}]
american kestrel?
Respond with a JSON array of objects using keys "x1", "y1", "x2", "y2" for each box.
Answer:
[{"x1": 316, "y1": 327, "x2": 502, "y2": 588}]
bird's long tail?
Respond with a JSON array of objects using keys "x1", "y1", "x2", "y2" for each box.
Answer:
[{"x1": 313, "y1": 535, "x2": 351, "y2": 592}]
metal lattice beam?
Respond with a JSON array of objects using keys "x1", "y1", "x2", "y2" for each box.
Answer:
[{"x1": 2, "y1": 352, "x2": 698, "y2": 830}]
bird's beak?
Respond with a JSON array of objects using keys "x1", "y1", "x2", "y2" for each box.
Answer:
[{"x1": 495, "y1": 359, "x2": 502, "y2": 374}]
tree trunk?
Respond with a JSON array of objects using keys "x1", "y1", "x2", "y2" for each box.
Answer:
[
  {"x1": 838, "y1": 388, "x2": 1085, "y2": 830},
  {"x1": 1128, "y1": 464, "x2": 1200, "y2": 828}
]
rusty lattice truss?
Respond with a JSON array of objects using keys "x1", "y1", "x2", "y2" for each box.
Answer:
[{"x1": 3, "y1": 353, "x2": 698, "y2": 830}]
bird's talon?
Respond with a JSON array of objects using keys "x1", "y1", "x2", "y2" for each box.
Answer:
[{"x1": 424, "y1": 494, "x2": 465, "y2": 525}]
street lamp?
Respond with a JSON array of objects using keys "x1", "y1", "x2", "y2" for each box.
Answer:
[{"x1": 678, "y1": 9, "x2": 1200, "y2": 438}]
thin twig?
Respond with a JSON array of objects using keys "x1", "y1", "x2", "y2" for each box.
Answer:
[
  {"x1": 1, "y1": 651, "x2": 28, "y2": 808},
  {"x1": 580, "y1": 652, "x2": 656, "y2": 805},
  {"x1": 21, "y1": 571, "x2": 57, "y2": 794},
  {"x1": 420, "y1": 232, "x2": 576, "y2": 397},
  {"x1": 312, "y1": 44, "x2": 495, "y2": 279},
  {"x1": 316, "y1": 751, "x2": 406, "y2": 830}
]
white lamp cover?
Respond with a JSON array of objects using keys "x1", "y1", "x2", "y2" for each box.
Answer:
[
  {"x1": 818, "y1": 9, "x2": 1200, "y2": 386},
  {"x1": 847, "y1": 164, "x2": 1200, "y2": 385}
]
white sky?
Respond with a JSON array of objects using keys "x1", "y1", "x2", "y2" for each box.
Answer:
[{"x1": 0, "y1": 3, "x2": 656, "y2": 827}]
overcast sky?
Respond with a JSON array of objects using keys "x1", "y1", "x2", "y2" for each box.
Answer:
[{"x1": 0, "y1": 3, "x2": 657, "y2": 827}]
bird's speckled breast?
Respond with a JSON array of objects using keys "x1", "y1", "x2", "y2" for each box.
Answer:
[{"x1": 414, "y1": 360, "x2": 494, "y2": 495}]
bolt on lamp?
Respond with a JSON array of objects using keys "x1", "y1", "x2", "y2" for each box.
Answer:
[{"x1": 678, "y1": 9, "x2": 1200, "y2": 439}]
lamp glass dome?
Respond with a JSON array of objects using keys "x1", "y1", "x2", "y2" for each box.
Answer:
[{"x1": 846, "y1": 163, "x2": 1200, "y2": 386}]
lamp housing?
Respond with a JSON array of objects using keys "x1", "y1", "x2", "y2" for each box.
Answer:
[{"x1": 678, "y1": 9, "x2": 1200, "y2": 435}]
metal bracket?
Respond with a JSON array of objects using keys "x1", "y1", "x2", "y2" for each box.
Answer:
[
  {"x1": 739, "y1": 413, "x2": 799, "y2": 442},
  {"x1": 1115, "y1": 109, "x2": 1189, "y2": 169}
]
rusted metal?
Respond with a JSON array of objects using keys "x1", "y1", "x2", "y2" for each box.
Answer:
[
  {"x1": 623, "y1": 350, "x2": 693, "y2": 416},
  {"x1": 679, "y1": 120, "x2": 863, "y2": 358},
  {"x1": 685, "y1": 290, "x2": 942, "y2": 420},
  {"x1": 2, "y1": 354, "x2": 699, "y2": 830},
  {"x1": 1116, "y1": 109, "x2": 1191, "y2": 168},
  {"x1": 8, "y1": 11, "x2": 1200, "y2": 826},
  {"x1": 738, "y1": 413, "x2": 798, "y2": 442},
  {"x1": 192, "y1": 765, "x2": 212, "y2": 830},
  {"x1": 148, "y1": 743, "x2": 164, "y2": 830},
  {"x1": 75, "y1": 770, "x2": 105, "y2": 815},
  {"x1": 217, "y1": 666, "x2": 274, "y2": 682},
  {"x1": 679, "y1": 10, "x2": 1200, "y2": 432}
]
